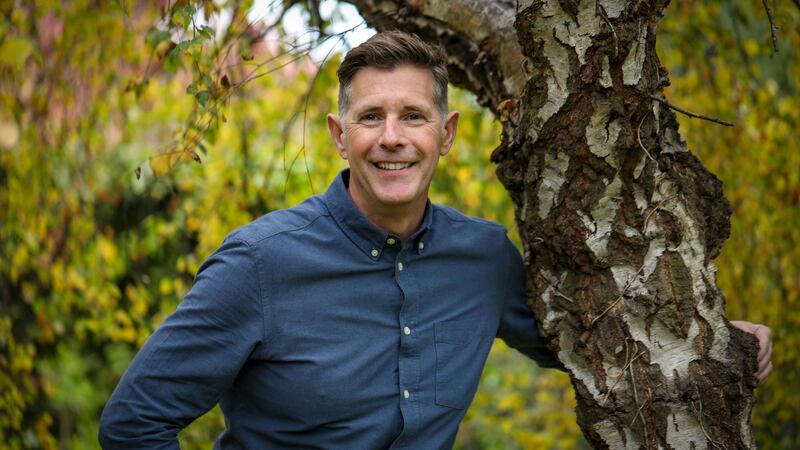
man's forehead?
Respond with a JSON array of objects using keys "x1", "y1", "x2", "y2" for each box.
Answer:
[
  {"x1": 347, "y1": 66, "x2": 435, "y2": 107},
  {"x1": 350, "y1": 63, "x2": 433, "y2": 77}
]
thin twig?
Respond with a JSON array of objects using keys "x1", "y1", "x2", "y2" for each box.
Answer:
[
  {"x1": 637, "y1": 111, "x2": 657, "y2": 163},
  {"x1": 630, "y1": 386, "x2": 652, "y2": 426},
  {"x1": 761, "y1": 0, "x2": 780, "y2": 52},
  {"x1": 629, "y1": 400, "x2": 648, "y2": 426},
  {"x1": 553, "y1": 291, "x2": 576, "y2": 303},
  {"x1": 591, "y1": 264, "x2": 645, "y2": 327},
  {"x1": 650, "y1": 95, "x2": 734, "y2": 127},
  {"x1": 284, "y1": 33, "x2": 346, "y2": 197},
  {"x1": 601, "y1": 349, "x2": 646, "y2": 405},
  {"x1": 591, "y1": 296, "x2": 623, "y2": 327},
  {"x1": 540, "y1": 273, "x2": 577, "y2": 303},
  {"x1": 597, "y1": 4, "x2": 618, "y2": 57},
  {"x1": 550, "y1": 284, "x2": 577, "y2": 304},
  {"x1": 727, "y1": 2, "x2": 759, "y2": 90},
  {"x1": 629, "y1": 352, "x2": 648, "y2": 446},
  {"x1": 641, "y1": 194, "x2": 678, "y2": 234},
  {"x1": 692, "y1": 384, "x2": 728, "y2": 450}
]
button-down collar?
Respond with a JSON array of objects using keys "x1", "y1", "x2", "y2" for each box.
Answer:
[{"x1": 323, "y1": 170, "x2": 431, "y2": 258}]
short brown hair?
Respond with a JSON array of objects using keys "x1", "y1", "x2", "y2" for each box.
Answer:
[{"x1": 336, "y1": 30, "x2": 449, "y2": 118}]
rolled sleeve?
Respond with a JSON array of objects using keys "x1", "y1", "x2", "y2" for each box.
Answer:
[{"x1": 99, "y1": 239, "x2": 265, "y2": 449}]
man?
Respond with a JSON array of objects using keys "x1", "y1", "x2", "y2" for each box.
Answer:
[{"x1": 99, "y1": 31, "x2": 772, "y2": 449}]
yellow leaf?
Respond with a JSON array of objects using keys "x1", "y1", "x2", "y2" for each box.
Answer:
[
  {"x1": 149, "y1": 152, "x2": 177, "y2": 177},
  {"x1": 0, "y1": 37, "x2": 34, "y2": 71},
  {"x1": 159, "y1": 278, "x2": 173, "y2": 295},
  {"x1": 98, "y1": 237, "x2": 117, "y2": 263}
]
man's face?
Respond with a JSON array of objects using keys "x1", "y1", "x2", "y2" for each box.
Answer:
[{"x1": 327, "y1": 65, "x2": 459, "y2": 219}]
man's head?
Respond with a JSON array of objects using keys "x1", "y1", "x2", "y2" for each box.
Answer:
[
  {"x1": 327, "y1": 31, "x2": 459, "y2": 237},
  {"x1": 336, "y1": 30, "x2": 449, "y2": 119}
]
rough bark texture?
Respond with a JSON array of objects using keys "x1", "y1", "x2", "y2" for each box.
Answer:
[{"x1": 350, "y1": 0, "x2": 760, "y2": 448}]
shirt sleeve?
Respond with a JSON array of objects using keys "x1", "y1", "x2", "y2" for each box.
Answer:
[
  {"x1": 99, "y1": 238, "x2": 265, "y2": 449},
  {"x1": 496, "y1": 237, "x2": 564, "y2": 370}
]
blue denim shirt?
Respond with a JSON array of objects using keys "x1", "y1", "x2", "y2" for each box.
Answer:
[{"x1": 99, "y1": 170, "x2": 560, "y2": 449}]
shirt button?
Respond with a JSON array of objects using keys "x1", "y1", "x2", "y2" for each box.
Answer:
[
  {"x1": 371, "y1": 249, "x2": 379, "y2": 257},
  {"x1": 397, "y1": 262, "x2": 404, "y2": 271},
  {"x1": 418, "y1": 241, "x2": 425, "y2": 250},
  {"x1": 403, "y1": 390, "x2": 410, "y2": 399},
  {"x1": 403, "y1": 326, "x2": 411, "y2": 336},
  {"x1": 387, "y1": 237, "x2": 396, "y2": 245}
]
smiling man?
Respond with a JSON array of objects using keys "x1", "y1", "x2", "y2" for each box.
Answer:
[
  {"x1": 326, "y1": 62, "x2": 459, "y2": 239},
  {"x1": 99, "y1": 31, "x2": 773, "y2": 449}
]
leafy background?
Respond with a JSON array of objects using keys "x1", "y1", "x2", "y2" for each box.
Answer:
[{"x1": 1, "y1": 0, "x2": 797, "y2": 448}]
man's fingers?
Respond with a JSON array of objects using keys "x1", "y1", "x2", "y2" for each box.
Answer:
[
  {"x1": 755, "y1": 342, "x2": 772, "y2": 386},
  {"x1": 756, "y1": 360, "x2": 773, "y2": 386},
  {"x1": 753, "y1": 325, "x2": 773, "y2": 385},
  {"x1": 758, "y1": 339, "x2": 773, "y2": 367},
  {"x1": 754, "y1": 325, "x2": 772, "y2": 362},
  {"x1": 730, "y1": 320, "x2": 774, "y2": 386}
]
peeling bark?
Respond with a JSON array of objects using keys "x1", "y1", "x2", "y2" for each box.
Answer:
[{"x1": 349, "y1": 0, "x2": 760, "y2": 448}]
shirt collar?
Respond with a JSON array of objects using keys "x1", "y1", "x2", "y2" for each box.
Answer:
[{"x1": 323, "y1": 169, "x2": 432, "y2": 260}]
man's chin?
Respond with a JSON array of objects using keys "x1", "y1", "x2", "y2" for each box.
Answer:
[
  {"x1": 376, "y1": 195, "x2": 417, "y2": 207},
  {"x1": 372, "y1": 189, "x2": 426, "y2": 208}
]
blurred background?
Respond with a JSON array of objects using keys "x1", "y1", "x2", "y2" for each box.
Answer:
[{"x1": 1, "y1": 0, "x2": 797, "y2": 448}]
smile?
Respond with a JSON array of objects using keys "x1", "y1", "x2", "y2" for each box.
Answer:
[{"x1": 375, "y1": 162, "x2": 412, "y2": 170}]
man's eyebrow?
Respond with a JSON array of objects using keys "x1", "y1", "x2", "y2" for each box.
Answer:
[
  {"x1": 353, "y1": 105, "x2": 382, "y2": 115},
  {"x1": 353, "y1": 104, "x2": 433, "y2": 114},
  {"x1": 402, "y1": 104, "x2": 433, "y2": 113}
]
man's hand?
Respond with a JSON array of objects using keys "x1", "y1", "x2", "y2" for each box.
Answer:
[{"x1": 731, "y1": 320, "x2": 773, "y2": 386}]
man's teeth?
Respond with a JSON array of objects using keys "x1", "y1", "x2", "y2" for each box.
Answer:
[{"x1": 376, "y1": 162, "x2": 411, "y2": 170}]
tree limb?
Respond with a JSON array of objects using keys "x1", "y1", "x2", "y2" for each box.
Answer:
[
  {"x1": 651, "y1": 95, "x2": 735, "y2": 127},
  {"x1": 761, "y1": 0, "x2": 779, "y2": 52}
]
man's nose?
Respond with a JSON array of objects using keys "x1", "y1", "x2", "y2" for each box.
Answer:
[{"x1": 378, "y1": 117, "x2": 405, "y2": 149}]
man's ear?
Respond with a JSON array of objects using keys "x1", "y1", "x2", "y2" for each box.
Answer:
[
  {"x1": 327, "y1": 113, "x2": 348, "y2": 159},
  {"x1": 440, "y1": 111, "x2": 460, "y2": 156}
]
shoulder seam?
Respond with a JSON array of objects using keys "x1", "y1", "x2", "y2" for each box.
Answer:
[
  {"x1": 237, "y1": 212, "x2": 332, "y2": 246},
  {"x1": 226, "y1": 239, "x2": 272, "y2": 346},
  {"x1": 433, "y1": 205, "x2": 506, "y2": 231}
]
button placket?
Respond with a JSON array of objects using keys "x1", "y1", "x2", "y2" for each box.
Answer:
[{"x1": 394, "y1": 244, "x2": 420, "y2": 443}]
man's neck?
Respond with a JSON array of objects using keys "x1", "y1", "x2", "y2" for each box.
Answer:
[{"x1": 349, "y1": 191, "x2": 426, "y2": 241}]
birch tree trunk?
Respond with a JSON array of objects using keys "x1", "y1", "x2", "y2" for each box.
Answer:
[{"x1": 350, "y1": 0, "x2": 761, "y2": 448}]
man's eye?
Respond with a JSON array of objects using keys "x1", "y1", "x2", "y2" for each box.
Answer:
[
  {"x1": 406, "y1": 113, "x2": 425, "y2": 121},
  {"x1": 361, "y1": 114, "x2": 379, "y2": 121}
]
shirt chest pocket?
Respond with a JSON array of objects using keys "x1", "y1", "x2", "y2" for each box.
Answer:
[{"x1": 434, "y1": 319, "x2": 495, "y2": 410}]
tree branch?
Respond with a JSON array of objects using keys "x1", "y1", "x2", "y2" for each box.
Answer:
[
  {"x1": 650, "y1": 95, "x2": 734, "y2": 127},
  {"x1": 346, "y1": 0, "x2": 525, "y2": 111},
  {"x1": 761, "y1": 0, "x2": 779, "y2": 52}
]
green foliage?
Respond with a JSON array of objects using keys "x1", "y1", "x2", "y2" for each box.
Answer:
[{"x1": 0, "y1": 0, "x2": 797, "y2": 448}]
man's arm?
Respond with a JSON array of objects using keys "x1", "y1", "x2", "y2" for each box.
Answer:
[
  {"x1": 731, "y1": 320, "x2": 773, "y2": 385},
  {"x1": 496, "y1": 237, "x2": 564, "y2": 369},
  {"x1": 98, "y1": 239, "x2": 265, "y2": 449}
]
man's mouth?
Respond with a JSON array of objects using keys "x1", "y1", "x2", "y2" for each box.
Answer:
[{"x1": 375, "y1": 162, "x2": 412, "y2": 170}]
